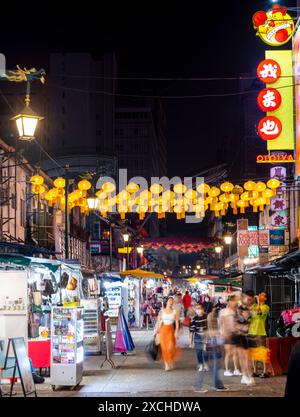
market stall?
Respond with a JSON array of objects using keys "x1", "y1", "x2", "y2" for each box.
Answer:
[
  {"x1": 0, "y1": 254, "x2": 85, "y2": 371},
  {"x1": 119, "y1": 269, "x2": 166, "y2": 328}
]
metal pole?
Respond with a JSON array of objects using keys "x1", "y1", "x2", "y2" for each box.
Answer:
[
  {"x1": 127, "y1": 240, "x2": 129, "y2": 269},
  {"x1": 37, "y1": 194, "x2": 40, "y2": 245},
  {"x1": 229, "y1": 243, "x2": 231, "y2": 280},
  {"x1": 109, "y1": 224, "x2": 113, "y2": 271},
  {"x1": 64, "y1": 166, "x2": 69, "y2": 259}
]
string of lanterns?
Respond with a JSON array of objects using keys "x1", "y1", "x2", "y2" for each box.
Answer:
[{"x1": 29, "y1": 176, "x2": 281, "y2": 220}]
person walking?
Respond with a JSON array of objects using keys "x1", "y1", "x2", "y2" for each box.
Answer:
[
  {"x1": 183, "y1": 290, "x2": 192, "y2": 318},
  {"x1": 193, "y1": 308, "x2": 228, "y2": 393},
  {"x1": 215, "y1": 297, "x2": 226, "y2": 315},
  {"x1": 203, "y1": 295, "x2": 213, "y2": 315},
  {"x1": 234, "y1": 296, "x2": 254, "y2": 386},
  {"x1": 218, "y1": 295, "x2": 242, "y2": 377},
  {"x1": 154, "y1": 296, "x2": 180, "y2": 371},
  {"x1": 248, "y1": 292, "x2": 270, "y2": 378},
  {"x1": 189, "y1": 304, "x2": 209, "y2": 371}
]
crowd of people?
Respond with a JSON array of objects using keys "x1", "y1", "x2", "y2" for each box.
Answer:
[{"x1": 152, "y1": 288, "x2": 271, "y2": 392}]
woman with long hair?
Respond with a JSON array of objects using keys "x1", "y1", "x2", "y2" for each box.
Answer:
[{"x1": 154, "y1": 296, "x2": 180, "y2": 371}]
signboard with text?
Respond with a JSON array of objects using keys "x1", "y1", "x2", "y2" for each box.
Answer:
[{"x1": 237, "y1": 230, "x2": 269, "y2": 246}]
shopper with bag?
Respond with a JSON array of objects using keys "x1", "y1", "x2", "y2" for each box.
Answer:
[{"x1": 154, "y1": 296, "x2": 180, "y2": 371}]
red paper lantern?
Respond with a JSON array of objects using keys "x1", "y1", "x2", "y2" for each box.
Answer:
[
  {"x1": 257, "y1": 59, "x2": 281, "y2": 83},
  {"x1": 258, "y1": 116, "x2": 282, "y2": 141},
  {"x1": 257, "y1": 88, "x2": 281, "y2": 112}
]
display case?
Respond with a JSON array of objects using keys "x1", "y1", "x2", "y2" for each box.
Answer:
[
  {"x1": 50, "y1": 306, "x2": 84, "y2": 388},
  {"x1": 81, "y1": 299, "x2": 102, "y2": 355}
]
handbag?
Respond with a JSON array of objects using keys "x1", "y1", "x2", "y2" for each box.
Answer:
[
  {"x1": 183, "y1": 316, "x2": 191, "y2": 327},
  {"x1": 145, "y1": 338, "x2": 160, "y2": 361}
]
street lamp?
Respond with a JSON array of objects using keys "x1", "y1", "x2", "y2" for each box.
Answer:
[
  {"x1": 215, "y1": 245, "x2": 222, "y2": 254},
  {"x1": 137, "y1": 246, "x2": 144, "y2": 256},
  {"x1": 123, "y1": 233, "x2": 130, "y2": 269},
  {"x1": 87, "y1": 196, "x2": 99, "y2": 210},
  {"x1": 224, "y1": 234, "x2": 232, "y2": 279},
  {"x1": 137, "y1": 245, "x2": 144, "y2": 268},
  {"x1": 224, "y1": 234, "x2": 232, "y2": 245},
  {"x1": 11, "y1": 82, "x2": 43, "y2": 141}
]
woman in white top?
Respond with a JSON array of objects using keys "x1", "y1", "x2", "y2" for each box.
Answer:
[{"x1": 154, "y1": 296, "x2": 180, "y2": 371}]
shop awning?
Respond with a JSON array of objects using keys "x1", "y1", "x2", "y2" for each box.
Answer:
[
  {"x1": 0, "y1": 254, "x2": 31, "y2": 267},
  {"x1": 119, "y1": 269, "x2": 164, "y2": 279}
]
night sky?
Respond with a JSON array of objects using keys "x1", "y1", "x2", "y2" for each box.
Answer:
[{"x1": 0, "y1": 0, "x2": 297, "y2": 178}]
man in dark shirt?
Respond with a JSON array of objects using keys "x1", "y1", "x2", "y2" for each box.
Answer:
[{"x1": 189, "y1": 304, "x2": 208, "y2": 371}]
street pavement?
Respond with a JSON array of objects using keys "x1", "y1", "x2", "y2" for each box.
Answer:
[{"x1": 1, "y1": 328, "x2": 286, "y2": 397}]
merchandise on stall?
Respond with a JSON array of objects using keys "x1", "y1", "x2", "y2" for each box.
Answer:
[
  {"x1": 80, "y1": 298, "x2": 102, "y2": 355},
  {"x1": 114, "y1": 306, "x2": 135, "y2": 353},
  {"x1": 50, "y1": 306, "x2": 84, "y2": 388},
  {"x1": 126, "y1": 277, "x2": 141, "y2": 327}
]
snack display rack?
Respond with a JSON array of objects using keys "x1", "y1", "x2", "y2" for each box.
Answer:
[{"x1": 50, "y1": 306, "x2": 84, "y2": 389}]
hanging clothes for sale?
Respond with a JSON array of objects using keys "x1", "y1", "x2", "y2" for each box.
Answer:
[{"x1": 114, "y1": 306, "x2": 135, "y2": 353}]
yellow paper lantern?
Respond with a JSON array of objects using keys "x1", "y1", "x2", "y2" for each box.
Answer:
[
  {"x1": 54, "y1": 177, "x2": 66, "y2": 189},
  {"x1": 220, "y1": 182, "x2": 234, "y2": 193},
  {"x1": 209, "y1": 187, "x2": 220, "y2": 198},
  {"x1": 150, "y1": 183, "x2": 163, "y2": 194},
  {"x1": 196, "y1": 183, "x2": 211, "y2": 195},
  {"x1": 173, "y1": 183, "x2": 186, "y2": 194},
  {"x1": 262, "y1": 188, "x2": 273, "y2": 204},
  {"x1": 126, "y1": 182, "x2": 140, "y2": 193},
  {"x1": 219, "y1": 194, "x2": 228, "y2": 203},
  {"x1": 96, "y1": 190, "x2": 107, "y2": 199},
  {"x1": 256, "y1": 181, "x2": 266, "y2": 193},
  {"x1": 232, "y1": 185, "x2": 243, "y2": 195},
  {"x1": 78, "y1": 179, "x2": 92, "y2": 191},
  {"x1": 102, "y1": 182, "x2": 116, "y2": 192},
  {"x1": 250, "y1": 198, "x2": 259, "y2": 213},
  {"x1": 244, "y1": 181, "x2": 257, "y2": 191},
  {"x1": 241, "y1": 192, "x2": 250, "y2": 201},
  {"x1": 237, "y1": 199, "x2": 247, "y2": 214},
  {"x1": 30, "y1": 175, "x2": 44, "y2": 186},
  {"x1": 267, "y1": 178, "x2": 280, "y2": 189}
]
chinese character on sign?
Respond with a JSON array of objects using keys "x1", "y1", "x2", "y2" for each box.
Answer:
[
  {"x1": 258, "y1": 116, "x2": 282, "y2": 141},
  {"x1": 271, "y1": 198, "x2": 286, "y2": 211},
  {"x1": 270, "y1": 166, "x2": 286, "y2": 179},
  {"x1": 271, "y1": 213, "x2": 287, "y2": 227},
  {"x1": 257, "y1": 88, "x2": 281, "y2": 112},
  {"x1": 257, "y1": 59, "x2": 281, "y2": 83}
]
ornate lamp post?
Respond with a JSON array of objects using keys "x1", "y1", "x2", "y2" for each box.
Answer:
[
  {"x1": 224, "y1": 234, "x2": 233, "y2": 279},
  {"x1": 123, "y1": 233, "x2": 130, "y2": 269}
]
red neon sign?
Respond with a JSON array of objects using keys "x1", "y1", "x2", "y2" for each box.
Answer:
[
  {"x1": 257, "y1": 116, "x2": 282, "y2": 141},
  {"x1": 257, "y1": 59, "x2": 281, "y2": 83},
  {"x1": 257, "y1": 88, "x2": 281, "y2": 112}
]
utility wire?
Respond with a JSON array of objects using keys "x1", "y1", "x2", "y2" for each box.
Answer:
[
  {"x1": 33, "y1": 139, "x2": 65, "y2": 172},
  {"x1": 51, "y1": 74, "x2": 296, "y2": 81},
  {"x1": 49, "y1": 81, "x2": 298, "y2": 99}
]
